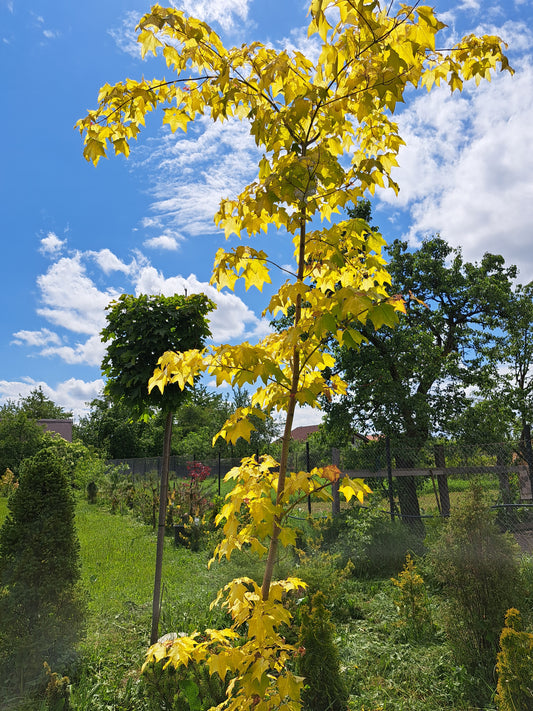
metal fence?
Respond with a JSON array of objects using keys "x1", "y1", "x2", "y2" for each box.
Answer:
[{"x1": 107, "y1": 439, "x2": 533, "y2": 547}]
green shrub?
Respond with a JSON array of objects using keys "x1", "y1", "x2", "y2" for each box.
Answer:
[
  {"x1": 391, "y1": 554, "x2": 433, "y2": 642},
  {"x1": 319, "y1": 499, "x2": 425, "y2": 577},
  {"x1": 297, "y1": 591, "x2": 349, "y2": 711},
  {"x1": 0, "y1": 445, "x2": 86, "y2": 695},
  {"x1": 495, "y1": 608, "x2": 533, "y2": 711},
  {"x1": 293, "y1": 547, "x2": 362, "y2": 623},
  {"x1": 425, "y1": 483, "x2": 521, "y2": 694}
]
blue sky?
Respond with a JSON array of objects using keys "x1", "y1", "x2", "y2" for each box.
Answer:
[{"x1": 1, "y1": 0, "x2": 532, "y2": 425}]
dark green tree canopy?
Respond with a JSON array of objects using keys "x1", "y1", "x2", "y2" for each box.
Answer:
[
  {"x1": 101, "y1": 293, "x2": 214, "y2": 419},
  {"x1": 17, "y1": 386, "x2": 72, "y2": 420},
  {"x1": 326, "y1": 236, "x2": 517, "y2": 448}
]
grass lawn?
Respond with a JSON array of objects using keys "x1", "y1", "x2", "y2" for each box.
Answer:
[{"x1": 0, "y1": 492, "x2": 525, "y2": 710}]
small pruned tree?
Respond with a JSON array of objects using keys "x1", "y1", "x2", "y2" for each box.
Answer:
[
  {"x1": 100, "y1": 292, "x2": 214, "y2": 644},
  {"x1": 78, "y1": 2, "x2": 511, "y2": 707}
]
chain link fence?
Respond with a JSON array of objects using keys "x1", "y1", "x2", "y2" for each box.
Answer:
[{"x1": 108, "y1": 438, "x2": 533, "y2": 548}]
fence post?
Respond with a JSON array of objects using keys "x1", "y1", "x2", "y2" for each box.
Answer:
[
  {"x1": 386, "y1": 436, "x2": 395, "y2": 521},
  {"x1": 218, "y1": 451, "x2": 221, "y2": 497},
  {"x1": 306, "y1": 441, "x2": 312, "y2": 515},
  {"x1": 434, "y1": 444, "x2": 450, "y2": 517},
  {"x1": 331, "y1": 448, "x2": 341, "y2": 516}
]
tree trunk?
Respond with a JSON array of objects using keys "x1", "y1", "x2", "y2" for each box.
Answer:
[
  {"x1": 434, "y1": 444, "x2": 450, "y2": 517},
  {"x1": 395, "y1": 446, "x2": 424, "y2": 535},
  {"x1": 521, "y1": 424, "x2": 533, "y2": 498},
  {"x1": 260, "y1": 205, "x2": 307, "y2": 601},
  {"x1": 496, "y1": 449, "x2": 511, "y2": 505},
  {"x1": 150, "y1": 410, "x2": 173, "y2": 645},
  {"x1": 331, "y1": 448, "x2": 341, "y2": 516}
]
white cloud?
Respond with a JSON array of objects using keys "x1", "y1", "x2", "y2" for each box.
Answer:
[
  {"x1": 277, "y1": 25, "x2": 321, "y2": 63},
  {"x1": 143, "y1": 234, "x2": 182, "y2": 251},
  {"x1": 109, "y1": 1, "x2": 251, "y2": 60},
  {"x1": 107, "y1": 10, "x2": 143, "y2": 58},
  {"x1": 137, "y1": 116, "x2": 260, "y2": 241},
  {"x1": 0, "y1": 377, "x2": 104, "y2": 421},
  {"x1": 40, "y1": 334, "x2": 107, "y2": 367},
  {"x1": 291, "y1": 404, "x2": 324, "y2": 429},
  {"x1": 40, "y1": 231, "x2": 66, "y2": 256},
  {"x1": 52, "y1": 378, "x2": 105, "y2": 420},
  {"x1": 133, "y1": 266, "x2": 266, "y2": 342},
  {"x1": 458, "y1": 0, "x2": 481, "y2": 11},
  {"x1": 177, "y1": 0, "x2": 251, "y2": 32},
  {"x1": 43, "y1": 29, "x2": 59, "y2": 39},
  {"x1": 88, "y1": 248, "x2": 140, "y2": 275},
  {"x1": 378, "y1": 60, "x2": 533, "y2": 279},
  {"x1": 471, "y1": 19, "x2": 533, "y2": 53},
  {"x1": 15, "y1": 243, "x2": 269, "y2": 371},
  {"x1": 11, "y1": 329, "x2": 61, "y2": 347},
  {"x1": 36, "y1": 254, "x2": 121, "y2": 335}
]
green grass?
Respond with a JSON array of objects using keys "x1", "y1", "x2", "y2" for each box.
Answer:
[
  {"x1": 0, "y1": 496, "x2": 7, "y2": 523},
  {"x1": 0, "y1": 492, "x2": 526, "y2": 711}
]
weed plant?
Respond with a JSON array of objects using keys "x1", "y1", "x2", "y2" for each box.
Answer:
[{"x1": 391, "y1": 554, "x2": 434, "y2": 642}]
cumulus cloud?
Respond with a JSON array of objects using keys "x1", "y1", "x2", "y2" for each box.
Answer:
[
  {"x1": 40, "y1": 231, "x2": 66, "y2": 256},
  {"x1": 178, "y1": 0, "x2": 251, "y2": 31},
  {"x1": 11, "y1": 329, "x2": 62, "y2": 347},
  {"x1": 378, "y1": 60, "x2": 533, "y2": 280},
  {"x1": 0, "y1": 377, "x2": 104, "y2": 421},
  {"x1": 36, "y1": 254, "x2": 121, "y2": 335},
  {"x1": 143, "y1": 234, "x2": 182, "y2": 251},
  {"x1": 40, "y1": 334, "x2": 107, "y2": 368},
  {"x1": 14, "y1": 243, "x2": 269, "y2": 373},
  {"x1": 88, "y1": 248, "x2": 140, "y2": 275}
]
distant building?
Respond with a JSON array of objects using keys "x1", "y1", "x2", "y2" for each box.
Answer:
[
  {"x1": 291, "y1": 425, "x2": 320, "y2": 442},
  {"x1": 37, "y1": 419, "x2": 73, "y2": 443}
]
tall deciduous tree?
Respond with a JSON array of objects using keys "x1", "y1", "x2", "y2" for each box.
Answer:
[
  {"x1": 326, "y1": 236, "x2": 516, "y2": 526},
  {"x1": 101, "y1": 293, "x2": 214, "y2": 643},
  {"x1": 0, "y1": 389, "x2": 72, "y2": 475},
  {"x1": 78, "y1": 2, "x2": 511, "y2": 707}
]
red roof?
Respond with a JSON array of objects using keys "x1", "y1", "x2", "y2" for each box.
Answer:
[{"x1": 291, "y1": 425, "x2": 320, "y2": 441}]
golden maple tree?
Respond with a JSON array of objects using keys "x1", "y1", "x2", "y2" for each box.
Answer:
[{"x1": 77, "y1": 2, "x2": 511, "y2": 707}]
